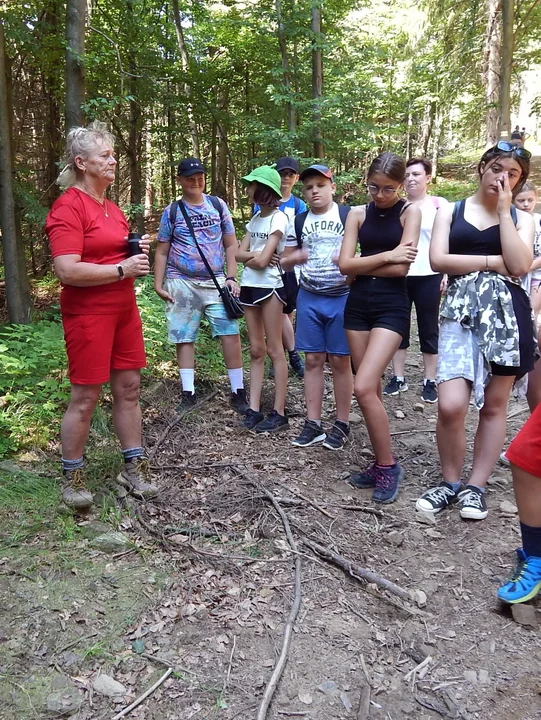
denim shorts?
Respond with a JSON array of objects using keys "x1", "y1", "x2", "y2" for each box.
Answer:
[
  {"x1": 295, "y1": 288, "x2": 350, "y2": 356},
  {"x1": 164, "y1": 278, "x2": 239, "y2": 343}
]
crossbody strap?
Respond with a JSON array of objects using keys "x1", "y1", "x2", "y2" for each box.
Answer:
[{"x1": 177, "y1": 200, "x2": 225, "y2": 298}]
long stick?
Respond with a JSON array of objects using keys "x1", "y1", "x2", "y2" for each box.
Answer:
[
  {"x1": 357, "y1": 685, "x2": 371, "y2": 719},
  {"x1": 111, "y1": 667, "x2": 173, "y2": 720},
  {"x1": 275, "y1": 481, "x2": 336, "y2": 519},
  {"x1": 232, "y1": 467, "x2": 302, "y2": 720},
  {"x1": 148, "y1": 390, "x2": 217, "y2": 459},
  {"x1": 303, "y1": 538, "x2": 412, "y2": 602}
]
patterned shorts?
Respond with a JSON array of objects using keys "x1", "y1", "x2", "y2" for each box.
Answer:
[{"x1": 164, "y1": 278, "x2": 239, "y2": 343}]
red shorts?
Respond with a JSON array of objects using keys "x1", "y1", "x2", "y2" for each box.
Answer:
[
  {"x1": 63, "y1": 303, "x2": 146, "y2": 385},
  {"x1": 507, "y1": 403, "x2": 541, "y2": 477}
]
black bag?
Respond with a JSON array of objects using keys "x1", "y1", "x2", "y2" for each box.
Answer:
[{"x1": 176, "y1": 200, "x2": 244, "y2": 320}]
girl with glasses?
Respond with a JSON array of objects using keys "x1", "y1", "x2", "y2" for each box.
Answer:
[
  {"x1": 338, "y1": 152, "x2": 421, "y2": 503},
  {"x1": 415, "y1": 143, "x2": 535, "y2": 522}
]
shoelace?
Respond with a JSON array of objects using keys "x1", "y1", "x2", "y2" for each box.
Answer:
[
  {"x1": 460, "y1": 489, "x2": 483, "y2": 509},
  {"x1": 509, "y1": 559, "x2": 528, "y2": 583},
  {"x1": 131, "y1": 457, "x2": 150, "y2": 483},
  {"x1": 70, "y1": 468, "x2": 88, "y2": 490},
  {"x1": 423, "y1": 485, "x2": 455, "y2": 505}
]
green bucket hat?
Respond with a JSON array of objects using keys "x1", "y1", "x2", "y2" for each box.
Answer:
[{"x1": 241, "y1": 165, "x2": 282, "y2": 197}]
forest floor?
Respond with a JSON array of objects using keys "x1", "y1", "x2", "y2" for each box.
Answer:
[{"x1": 2, "y1": 154, "x2": 541, "y2": 720}]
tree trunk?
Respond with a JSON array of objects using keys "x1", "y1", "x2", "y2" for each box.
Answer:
[
  {"x1": 483, "y1": 0, "x2": 502, "y2": 146},
  {"x1": 415, "y1": 102, "x2": 435, "y2": 157},
  {"x1": 171, "y1": 0, "x2": 200, "y2": 157},
  {"x1": 215, "y1": 88, "x2": 228, "y2": 200},
  {"x1": 43, "y1": 0, "x2": 62, "y2": 210},
  {"x1": 0, "y1": 23, "x2": 32, "y2": 323},
  {"x1": 276, "y1": 0, "x2": 295, "y2": 133},
  {"x1": 210, "y1": 117, "x2": 217, "y2": 195},
  {"x1": 65, "y1": 0, "x2": 86, "y2": 131},
  {"x1": 500, "y1": 0, "x2": 514, "y2": 139},
  {"x1": 311, "y1": 2, "x2": 324, "y2": 159},
  {"x1": 166, "y1": 89, "x2": 176, "y2": 199}
]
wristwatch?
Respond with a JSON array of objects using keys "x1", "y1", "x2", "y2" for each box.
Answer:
[
  {"x1": 116, "y1": 264, "x2": 125, "y2": 279},
  {"x1": 226, "y1": 276, "x2": 236, "y2": 282}
]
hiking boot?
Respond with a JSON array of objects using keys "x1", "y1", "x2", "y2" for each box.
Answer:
[
  {"x1": 322, "y1": 420, "x2": 350, "y2": 450},
  {"x1": 243, "y1": 408, "x2": 264, "y2": 430},
  {"x1": 291, "y1": 420, "x2": 326, "y2": 447},
  {"x1": 372, "y1": 463, "x2": 404, "y2": 504},
  {"x1": 349, "y1": 462, "x2": 379, "y2": 489},
  {"x1": 289, "y1": 351, "x2": 305, "y2": 378},
  {"x1": 415, "y1": 481, "x2": 461, "y2": 514},
  {"x1": 421, "y1": 380, "x2": 438, "y2": 403},
  {"x1": 383, "y1": 376, "x2": 408, "y2": 396},
  {"x1": 457, "y1": 485, "x2": 488, "y2": 520},
  {"x1": 497, "y1": 549, "x2": 541, "y2": 604},
  {"x1": 62, "y1": 467, "x2": 94, "y2": 511},
  {"x1": 117, "y1": 457, "x2": 158, "y2": 499},
  {"x1": 230, "y1": 388, "x2": 249, "y2": 415},
  {"x1": 177, "y1": 390, "x2": 198, "y2": 413},
  {"x1": 254, "y1": 410, "x2": 289, "y2": 433}
]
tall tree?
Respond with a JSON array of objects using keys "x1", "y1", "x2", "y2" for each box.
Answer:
[
  {"x1": 483, "y1": 0, "x2": 502, "y2": 145},
  {"x1": 65, "y1": 0, "x2": 86, "y2": 130},
  {"x1": 500, "y1": 0, "x2": 514, "y2": 139},
  {"x1": 276, "y1": 0, "x2": 295, "y2": 132},
  {"x1": 0, "y1": 21, "x2": 32, "y2": 323},
  {"x1": 171, "y1": 0, "x2": 200, "y2": 157},
  {"x1": 311, "y1": 1, "x2": 324, "y2": 158}
]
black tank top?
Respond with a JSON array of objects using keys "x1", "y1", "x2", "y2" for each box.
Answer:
[
  {"x1": 358, "y1": 199, "x2": 407, "y2": 256},
  {"x1": 449, "y1": 199, "x2": 502, "y2": 255}
]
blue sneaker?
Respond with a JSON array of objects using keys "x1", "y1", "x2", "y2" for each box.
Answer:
[
  {"x1": 497, "y1": 549, "x2": 541, "y2": 604},
  {"x1": 348, "y1": 455, "x2": 397, "y2": 490},
  {"x1": 372, "y1": 463, "x2": 404, "y2": 504}
]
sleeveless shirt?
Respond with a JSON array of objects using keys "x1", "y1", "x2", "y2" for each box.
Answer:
[{"x1": 358, "y1": 199, "x2": 408, "y2": 256}]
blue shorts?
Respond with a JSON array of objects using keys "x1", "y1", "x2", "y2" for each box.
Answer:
[{"x1": 295, "y1": 288, "x2": 350, "y2": 356}]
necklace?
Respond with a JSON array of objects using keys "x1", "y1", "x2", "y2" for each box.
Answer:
[{"x1": 75, "y1": 185, "x2": 108, "y2": 217}]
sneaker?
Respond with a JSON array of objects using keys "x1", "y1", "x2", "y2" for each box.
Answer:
[
  {"x1": 497, "y1": 549, "x2": 541, "y2": 604},
  {"x1": 415, "y1": 481, "x2": 461, "y2": 514},
  {"x1": 253, "y1": 410, "x2": 289, "y2": 433},
  {"x1": 457, "y1": 485, "x2": 488, "y2": 520},
  {"x1": 243, "y1": 408, "x2": 264, "y2": 430},
  {"x1": 322, "y1": 421, "x2": 350, "y2": 450},
  {"x1": 349, "y1": 462, "x2": 379, "y2": 489},
  {"x1": 117, "y1": 457, "x2": 159, "y2": 499},
  {"x1": 62, "y1": 467, "x2": 94, "y2": 511},
  {"x1": 421, "y1": 380, "x2": 438, "y2": 403},
  {"x1": 289, "y1": 351, "x2": 305, "y2": 378},
  {"x1": 291, "y1": 420, "x2": 326, "y2": 447},
  {"x1": 499, "y1": 451, "x2": 510, "y2": 467},
  {"x1": 372, "y1": 463, "x2": 404, "y2": 504},
  {"x1": 383, "y1": 376, "x2": 408, "y2": 396},
  {"x1": 230, "y1": 388, "x2": 249, "y2": 415},
  {"x1": 178, "y1": 390, "x2": 198, "y2": 413}
]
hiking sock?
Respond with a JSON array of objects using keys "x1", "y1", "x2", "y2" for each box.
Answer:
[
  {"x1": 179, "y1": 369, "x2": 195, "y2": 394},
  {"x1": 395, "y1": 376, "x2": 405, "y2": 383},
  {"x1": 448, "y1": 481, "x2": 462, "y2": 492},
  {"x1": 62, "y1": 457, "x2": 84, "y2": 473},
  {"x1": 228, "y1": 368, "x2": 244, "y2": 393},
  {"x1": 467, "y1": 483, "x2": 486, "y2": 493},
  {"x1": 376, "y1": 462, "x2": 396, "y2": 469},
  {"x1": 122, "y1": 447, "x2": 145, "y2": 463},
  {"x1": 520, "y1": 522, "x2": 541, "y2": 558}
]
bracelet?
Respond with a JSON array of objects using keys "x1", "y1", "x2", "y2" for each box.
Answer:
[
  {"x1": 485, "y1": 256, "x2": 489, "y2": 272},
  {"x1": 225, "y1": 276, "x2": 237, "y2": 282}
]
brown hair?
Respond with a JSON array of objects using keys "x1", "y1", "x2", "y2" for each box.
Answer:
[
  {"x1": 252, "y1": 182, "x2": 282, "y2": 207},
  {"x1": 516, "y1": 181, "x2": 537, "y2": 195},
  {"x1": 477, "y1": 145, "x2": 530, "y2": 195},
  {"x1": 406, "y1": 157, "x2": 432, "y2": 175},
  {"x1": 367, "y1": 152, "x2": 406, "y2": 183}
]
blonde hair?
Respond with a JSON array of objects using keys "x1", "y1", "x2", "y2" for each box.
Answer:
[{"x1": 57, "y1": 120, "x2": 116, "y2": 188}]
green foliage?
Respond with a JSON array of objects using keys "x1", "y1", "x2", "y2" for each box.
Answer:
[{"x1": 0, "y1": 469, "x2": 60, "y2": 547}]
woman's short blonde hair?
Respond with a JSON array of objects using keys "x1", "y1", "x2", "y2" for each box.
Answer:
[{"x1": 57, "y1": 120, "x2": 116, "y2": 188}]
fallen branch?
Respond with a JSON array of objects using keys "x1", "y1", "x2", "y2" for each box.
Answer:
[
  {"x1": 328, "y1": 503, "x2": 383, "y2": 518},
  {"x1": 275, "y1": 481, "x2": 336, "y2": 519},
  {"x1": 148, "y1": 390, "x2": 218, "y2": 460},
  {"x1": 232, "y1": 467, "x2": 302, "y2": 720},
  {"x1": 390, "y1": 427, "x2": 436, "y2": 436},
  {"x1": 357, "y1": 685, "x2": 371, "y2": 719},
  {"x1": 111, "y1": 667, "x2": 173, "y2": 720},
  {"x1": 404, "y1": 655, "x2": 432, "y2": 683},
  {"x1": 303, "y1": 538, "x2": 414, "y2": 604}
]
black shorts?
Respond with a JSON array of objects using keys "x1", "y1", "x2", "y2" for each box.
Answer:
[
  {"x1": 491, "y1": 282, "x2": 536, "y2": 378},
  {"x1": 400, "y1": 274, "x2": 442, "y2": 354},
  {"x1": 282, "y1": 271, "x2": 299, "y2": 314},
  {"x1": 239, "y1": 285, "x2": 287, "y2": 307},
  {"x1": 344, "y1": 276, "x2": 409, "y2": 337}
]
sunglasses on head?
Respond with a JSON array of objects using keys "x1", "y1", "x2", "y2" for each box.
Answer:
[{"x1": 495, "y1": 140, "x2": 531, "y2": 159}]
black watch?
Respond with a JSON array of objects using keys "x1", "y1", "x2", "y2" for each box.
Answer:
[
  {"x1": 117, "y1": 264, "x2": 125, "y2": 279},
  {"x1": 226, "y1": 276, "x2": 236, "y2": 282}
]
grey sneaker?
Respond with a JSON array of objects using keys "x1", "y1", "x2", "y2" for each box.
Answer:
[
  {"x1": 117, "y1": 457, "x2": 158, "y2": 499},
  {"x1": 62, "y1": 467, "x2": 94, "y2": 511}
]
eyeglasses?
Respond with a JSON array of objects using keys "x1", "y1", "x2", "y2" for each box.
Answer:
[
  {"x1": 279, "y1": 170, "x2": 297, "y2": 178},
  {"x1": 367, "y1": 183, "x2": 399, "y2": 196},
  {"x1": 495, "y1": 141, "x2": 531, "y2": 159}
]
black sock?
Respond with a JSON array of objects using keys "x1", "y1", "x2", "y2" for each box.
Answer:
[{"x1": 520, "y1": 522, "x2": 541, "y2": 558}]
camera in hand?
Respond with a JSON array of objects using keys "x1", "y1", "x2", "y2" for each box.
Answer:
[{"x1": 127, "y1": 232, "x2": 143, "y2": 257}]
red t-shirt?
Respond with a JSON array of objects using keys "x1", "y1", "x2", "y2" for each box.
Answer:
[{"x1": 46, "y1": 187, "x2": 134, "y2": 314}]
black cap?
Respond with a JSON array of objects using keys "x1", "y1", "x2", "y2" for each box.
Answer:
[
  {"x1": 275, "y1": 157, "x2": 300, "y2": 174},
  {"x1": 177, "y1": 157, "x2": 206, "y2": 176}
]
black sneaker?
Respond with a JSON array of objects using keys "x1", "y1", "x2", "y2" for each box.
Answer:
[
  {"x1": 458, "y1": 485, "x2": 488, "y2": 520},
  {"x1": 322, "y1": 421, "x2": 350, "y2": 450},
  {"x1": 421, "y1": 380, "x2": 438, "y2": 403},
  {"x1": 289, "y1": 351, "x2": 305, "y2": 378},
  {"x1": 349, "y1": 462, "x2": 379, "y2": 489},
  {"x1": 230, "y1": 388, "x2": 249, "y2": 415},
  {"x1": 178, "y1": 390, "x2": 198, "y2": 413},
  {"x1": 254, "y1": 410, "x2": 289, "y2": 433},
  {"x1": 415, "y1": 481, "x2": 461, "y2": 514},
  {"x1": 291, "y1": 420, "x2": 326, "y2": 447},
  {"x1": 243, "y1": 408, "x2": 264, "y2": 430},
  {"x1": 383, "y1": 376, "x2": 408, "y2": 396}
]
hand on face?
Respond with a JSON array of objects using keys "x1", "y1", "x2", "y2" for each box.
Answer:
[{"x1": 496, "y1": 171, "x2": 513, "y2": 216}]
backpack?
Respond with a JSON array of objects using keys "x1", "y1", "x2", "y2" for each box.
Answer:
[
  {"x1": 169, "y1": 195, "x2": 224, "y2": 242},
  {"x1": 292, "y1": 195, "x2": 301, "y2": 214},
  {"x1": 294, "y1": 204, "x2": 351, "y2": 248},
  {"x1": 451, "y1": 199, "x2": 517, "y2": 226}
]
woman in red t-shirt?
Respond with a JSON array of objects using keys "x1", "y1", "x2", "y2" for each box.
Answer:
[{"x1": 46, "y1": 121, "x2": 157, "y2": 511}]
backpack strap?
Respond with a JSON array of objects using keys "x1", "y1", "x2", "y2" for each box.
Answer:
[
  {"x1": 431, "y1": 196, "x2": 440, "y2": 210},
  {"x1": 399, "y1": 199, "x2": 412, "y2": 217},
  {"x1": 169, "y1": 200, "x2": 179, "y2": 243},
  {"x1": 293, "y1": 195, "x2": 301, "y2": 214},
  {"x1": 510, "y1": 204, "x2": 517, "y2": 226},
  {"x1": 208, "y1": 195, "x2": 224, "y2": 223},
  {"x1": 338, "y1": 204, "x2": 351, "y2": 226},
  {"x1": 294, "y1": 210, "x2": 309, "y2": 248}
]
